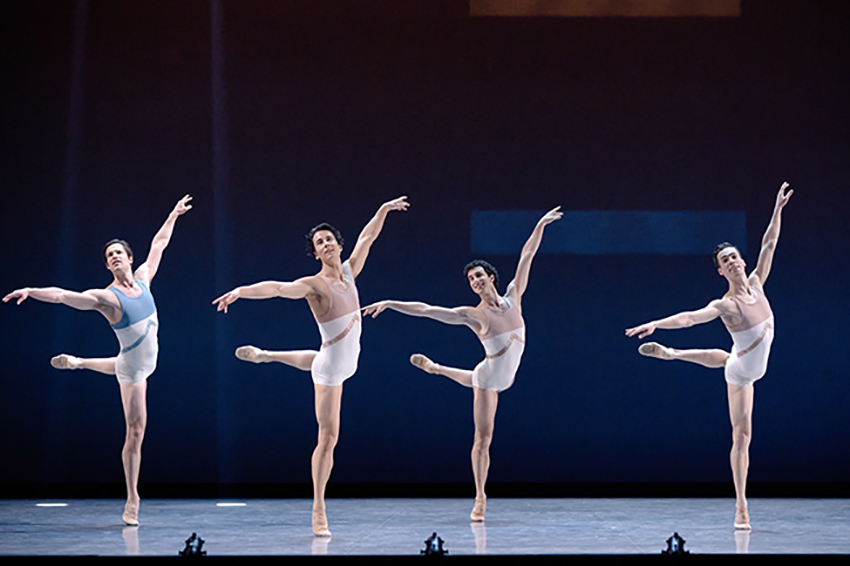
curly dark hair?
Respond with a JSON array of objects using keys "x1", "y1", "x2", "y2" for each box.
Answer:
[
  {"x1": 712, "y1": 242, "x2": 738, "y2": 268},
  {"x1": 305, "y1": 223, "x2": 344, "y2": 257},
  {"x1": 463, "y1": 259, "x2": 499, "y2": 290}
]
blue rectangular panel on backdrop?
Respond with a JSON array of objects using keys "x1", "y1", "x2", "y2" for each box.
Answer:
[{"x1": 471, "y1": 210, "x2": 747, "y2": 255}]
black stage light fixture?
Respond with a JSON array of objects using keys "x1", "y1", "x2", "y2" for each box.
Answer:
[
  {"x1": 421, "y1": 532, "x2": 448, "y2": 556},
  {"x1": 180, "y1": 532, "x2": 206, "y2": 557},
  {"x1": 662, "y1": 532, "x2": 689, "y2": 555}
]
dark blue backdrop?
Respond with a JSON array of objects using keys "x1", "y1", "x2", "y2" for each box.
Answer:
[{"x1": 1, "y1": 0, "x2": 848, "y2": 491}]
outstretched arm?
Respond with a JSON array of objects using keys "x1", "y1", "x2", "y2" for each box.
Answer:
[
  {"x1": 625, "y1": 300, "x2": 726, "y2": 339},
  {"x1": 508, "y1": 206, "x2": 563, "y2": 299},
  {"x1": 753, "y1": 182, "x2": 792, "y2": 285},
  {"x1": 135, "y1": 195, "x2": 193, "y2": 285},
  {"x1": 213, "y1": 278, "x2": 315, "y2": 314},
  {"x1": 348, "y1": 196, "x2": 409, "y2": 278},
  {"x1": 363, "y1": 300, "x2": 483, "y2": 333},
  {"x1": 3, "y1": 286, "x2": 118, "y2": 319}
]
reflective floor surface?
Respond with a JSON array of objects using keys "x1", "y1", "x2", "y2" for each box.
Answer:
[{"x1": 1, "y1": 497, "x2": 848, "y2": 556}]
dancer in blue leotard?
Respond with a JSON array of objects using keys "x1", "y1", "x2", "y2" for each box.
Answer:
[{"x1": 4, "y1": 195, "x2": 192, "y2": 526}]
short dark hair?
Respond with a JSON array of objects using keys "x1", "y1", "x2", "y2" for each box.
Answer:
[
  {"x1": 102, "y1": 239, "x2": 133, "y2": 262},
  {"x1": 305, "y1": 223, "x2": 344, "y2": 256},
  {"x1": 463, "y1": 259, "x2": 499, "y2": 290},
  {"x1": 712, "y1": 242, "x2": 737, "y2": 268}
]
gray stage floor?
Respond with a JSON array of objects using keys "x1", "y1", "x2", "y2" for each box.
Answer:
[{"x1": 1, "y1": 498, "x2": 848, "y2": 556}]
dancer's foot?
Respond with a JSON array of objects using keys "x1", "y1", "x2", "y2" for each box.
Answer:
[
  {"x1": 122, "y1": 500, "x2": 140, "y2": 527},
  {"x1": 410, "y1": 353, "x2": 439, "y2": 374},
  {"x1": 312, "y1": 509, "x2": 331, "y2": 537},
  {"x1": 638, "y1": 342, "x2": 674, "y2": 360},
  {"x1": 734, "y1": 507, "x2": 751, "y2": 530},
  {"x1": 470, "y1": 497, "x2": 486, "y2": 522},
  {"x1": 235, "y1": 346, "x2": 269, "y2": 364},
  {"x1": 50, "y1": 354, "x2": 81, "y2": 370}
]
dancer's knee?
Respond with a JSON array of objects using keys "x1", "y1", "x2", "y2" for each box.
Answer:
[
  {"x1": 473, "y1": 428, "x2": 493, "y2": 451},
  {"x1": 124, "y1": 421, "x2": 145, "y2": 451},
  {"x1": 731, "y1": 426, "x2": 751, "y2": 451}
]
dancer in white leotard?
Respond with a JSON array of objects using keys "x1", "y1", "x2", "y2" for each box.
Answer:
[
  {"x1": 3, "y1": 195, "x2": 193, "y2": 526},
  {"x1": 363, "y1": 206, "x2": 562, "y2": 522},
  {"x1": 626, "y1": 182, "x2": 793, "y2": 530},
  {"x1": 213, "y1": 196, "x2": 408, "y2": 537}
]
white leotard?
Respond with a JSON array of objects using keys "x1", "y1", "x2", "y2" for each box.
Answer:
[
  {"x1": 311, "y1": 261, "x2": 361, "y2": 386},
  {"x1": 471, "y1": 295, "x2": 525, "y2": 392},
  {"x1": 110, "y1": 280, "x2": 158, "y2": 385},
  {"x1": 723, "y1": 285, "x2": 774, "y2": 387}
]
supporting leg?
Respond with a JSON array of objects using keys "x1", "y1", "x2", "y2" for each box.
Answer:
[
  {"x1": 235, "y1": 346, "x2": 316, "y2": 371},
  {"x1": 119, "y1": 381, "x2": 147, "y2": 526},
  {"x1": 639, "y1": 343, "x2": 729, "y2": 368},
  {"x1": 470, "y1": 387, "x2": 498, "y2": 522},
  {"x1": 51, "y1": 355, "x2": 116, "y2": 375},
  {"x1": 410, "y1": 353, "x2": 474, "y2": 388},
  {"x1": 311, "y1": 383, "x2": 342, "y2": 537},
  {"x1": 728, "y1": 382, "x2": 754, "y2": 530}
]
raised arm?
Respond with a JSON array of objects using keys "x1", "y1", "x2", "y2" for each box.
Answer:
[
  {"x1": 508, "y1": 206, "x2": 563, "y2": 300},
  {"x1": 363, "y1": 300, "x2": 484, "y2": 333},
  {"x1": 625, "y1": 300, "x2": 727, "y2": 339},
  {"x1": 347, "y1": 196, "x2": 409, "y2": 278},
  {"x1": 3, "y1": 286, "x2": 119, "y2": 320},
  {"x1": 753, "y1": 182, "x2": 793, "y2": 286},
  {"x1": 135, "y1": 195, "x2": 193, "y2": 285},
  {"x1": 213, "y1": 278, "x2": 315, "y2": 314}
]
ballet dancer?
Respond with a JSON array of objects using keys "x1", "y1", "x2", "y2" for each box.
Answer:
[
  {"x1": 3, "y1": 195, "x2": 193, "y2": 526},
  {"x1": 212, "y1": 196, "x2": 409, "y2": 537},
  {"x1": 362, "y1": 206, "x2": 563, "y2": 522},
  {"x1": 625, "y1": 182, "x2": 793, "y2": 530}
]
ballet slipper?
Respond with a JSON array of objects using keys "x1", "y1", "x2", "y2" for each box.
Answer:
[
  {"x1": 410, "y1": 353, "x2": 439, "y2": 374},
  {"x1": 122, "y1": 501, "x2": 140, "y2": 527},
  {"x1": 734, "y1": 507, "x2": 751, "y2": 530},
  {"x1": 50, "y1": 354, "x2": 81, "y2": 370},
  {"x1": 638, "y1": 342, "x2": 674, "y2": 360},
  {"x1": 235, "y1": 346, "x2": 268, "y2": 363},
  {"x1": 470, "y1": 497, "x2": 486, "y2": 522},
  {"x1": 312, "y1": 510, "x2": 331, "y2": 537}
]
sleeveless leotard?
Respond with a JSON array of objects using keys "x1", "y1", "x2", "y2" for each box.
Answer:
[
  {"x1": 110, "y1": 280, "x2": 158, "y2": 384},
  {"x1": 471, "y1": 295, "x2": 525, "y2": 392},
  {"x1": 310, "y1": 260, "x2": 361, "y2": 386},
  {"x1": 723, "y1": 285, "x2": 774, "y2": 387}
]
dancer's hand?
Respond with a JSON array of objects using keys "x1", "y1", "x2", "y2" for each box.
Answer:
[
  {"x1": 361, "y1": 301, "x2": 390, "y2": 318},
  {"x1": 538, "y1": 205, "x2": 563, "y2": 227},
  {"x1": 381, "y1": 196, "x2": 409, "y2": 213},
  {"x1": 172, "y1": 194, "x2": 193, "y2": 216},
  {"x1": 213, "y1": 289, "x2": 240, "y2": 313},
  {"x1": 2, "y1": 288, "x2": 29, "y2": 305},
  {"x1": 775, "y1": 182, "x2": 793, "y2": 211},
  {"x1": 625, "y1": 322, "x2": 656, "y2": 339}
]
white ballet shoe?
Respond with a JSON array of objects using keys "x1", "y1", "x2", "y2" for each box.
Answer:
[
  {"x1": 734, "y1": 508, "x2": 751, "y2": 530},
  {"x1": 235, "y1": 346, "x2": 267, "y2": 363},
  {"x1": 50, "y1": 354, "x2": 81, "y2": 370},
  {"x1": 312, "y1": 510, "x2": 331, "y2": 537},
  {"x1": 470, "y1": 497, "x2": 486, "y2": 522},
  {"x1": 638, "y1": 342, "x2": 674, "y2": 360},
  {"x1": 122, "y1": 501, "x2": 140, "y2": 526},
  {"x1": 410, "y1": 353, "x2": 438, "y2": 374}
]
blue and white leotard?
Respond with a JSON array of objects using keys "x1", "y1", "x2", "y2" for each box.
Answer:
[{"x1": 110, "y1": 280, "x2": 158, "y2": 384}]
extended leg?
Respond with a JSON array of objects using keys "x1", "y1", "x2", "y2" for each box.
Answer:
[
  {"x1": 728, "y1": 382, "x2": 754, "y2": 529},
  {"x1": 51, "y1": 355, "x2": 116, "y2": 375},
  {"x1": 119, "y1": 381, "x2": 147, "y2": 526},
  {"x1": 470, "y1": 387, "x2": 498, "y2": 521},
  {"x1": 311, "y1": 383, "x2": 342, "y2": 537},
  {"x1": 639, "y1": 343, "x2": 729, "y2": 368},
  {"x1": 410, "y1": 353, "x2": 474, "y2": 387},
  {"x1": 235, "y1": 346, "x2": 317, "y2": 371}
]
